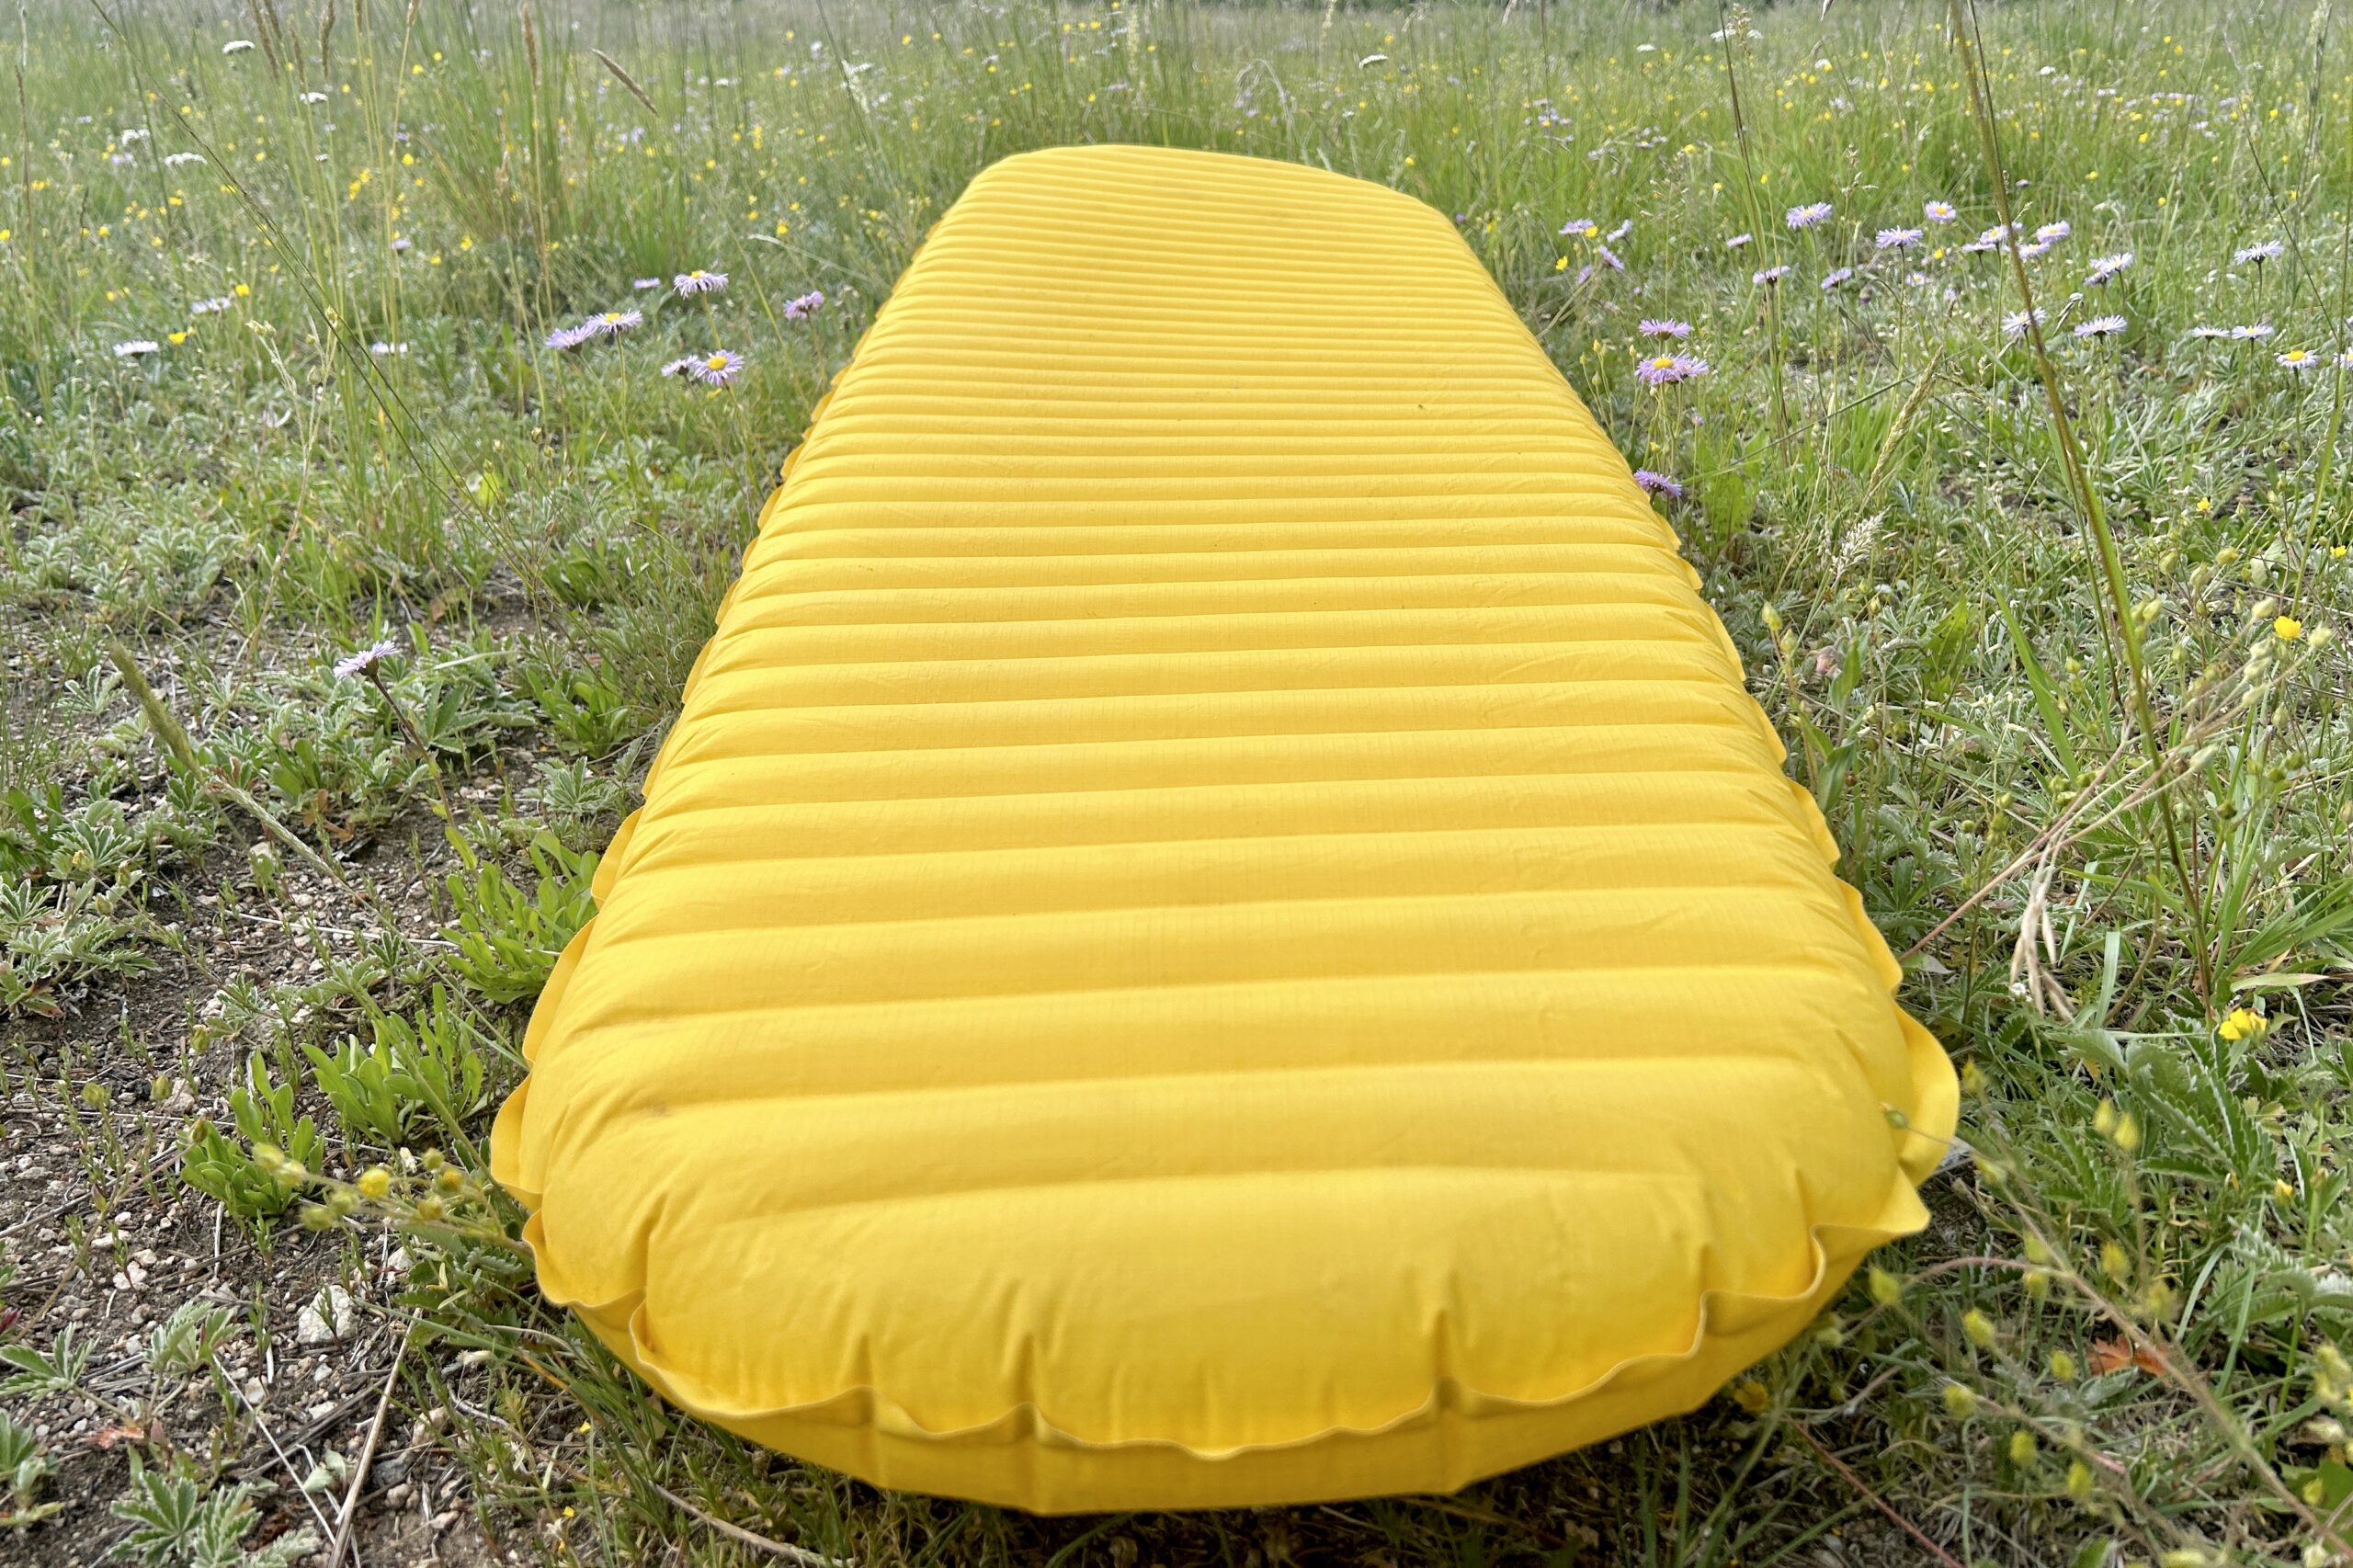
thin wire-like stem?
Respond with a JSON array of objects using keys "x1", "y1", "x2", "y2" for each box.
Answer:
[
  {"x1": 362, "y1": 664, "x2": 456, "y2": 824},
  {"x1": 1946, "y1": 0, "x2": 2212, "y2": 1013},
  {"x1": 1786, "y1": 1424, "x2": 1967, "y2": 1568},
  {"x1": 1711, "y1": 0, "x2": 1788, "y2": 445}
]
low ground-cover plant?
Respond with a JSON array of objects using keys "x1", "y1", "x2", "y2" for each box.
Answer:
[{"x1": 440, "y1": 835, "x2": 599, "y2": 1006}]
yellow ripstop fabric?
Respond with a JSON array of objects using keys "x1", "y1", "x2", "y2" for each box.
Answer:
[{"x1": 490, "y1": 143, "x2": 1958, "y2": 1514}]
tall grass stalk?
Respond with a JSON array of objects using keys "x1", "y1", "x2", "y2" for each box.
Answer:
[{"x1": 1946, "y1": 0, "x2": 2215, "y2": 1012}]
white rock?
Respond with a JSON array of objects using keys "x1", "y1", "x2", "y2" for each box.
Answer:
[{"x1": 297, "y1": 1283, "x2": 356, "y2": 1345}]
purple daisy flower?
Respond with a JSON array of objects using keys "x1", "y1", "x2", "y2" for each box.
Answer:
[
  {"x1": 1639, "y1": 318, "x2": 1693, "y2": 338},
  {"x1": 581, "y1": 309, "x2": 643, "y2": 339},
  {"x1": 113, "y1": 339, "x2": 162, "y2": 358},
  {"x1": 1634, "y1": 352, "x2": 1709, "y2": 386},
  {"x1": 1725, "y1": 233, "x2": 1753, "y2": 250},
  {"x1": 2277, "y1": 347, "x2": 2321, "y2": 371},
  {"x1": 782, "y1": 290, "x2": 826, "y2": 321},
  {"x1": 2074, "y1": 314, "x2": 2126, "y2": 338},
  {"x1": 1632, "y1": 469, "x2": 1685, "y2": 498},
  {"x1": 2086, "y1": 251, "x2": 2134, "y2": 285},
  {"x1": 2001, "y1": 308, "x2": 2047, "y2": 340},
  {"x1": 2230, "y1": 323, "x2": 2276, "y2": 341},
  {"x1": 545, "y1": 323, "x2": 590, "y2": 350},
  {"x1": 1876, "y1": 227, "x2": 1923, "y2": 250},
  {"x1": 1594, "y1": 244, "x2": 1626, "y2": 273},
  {"x1": 1924, "y1": 200, "x2": 1957, "y2": 222},
  {"x1": 1752, "y1": 264, "x2": 1790, "y2": 286},
  {"x1": 2032, "y1": 221, "x2": 2071, "y2": 244},
  {"x1": 691, "y1": 349, "x2": 744, "y2": 387},
  {"x1": 1786, "y1": 200, "x2": 1834, "y2": 230},
  {"x1": 1559, "y1": 216, "x2": 1598, "y2": 237},
  {"x1": 1821, "y1": 267, "x2": 1855, "y2": 291},
  {"x1": 334, "y1": 639, "x2": 400, "y2": 679},
  {"x1": 659, "y1": 355, "x2": 701, "y2": 379},
  {"x1": 674, "y1": 267, "x2": 730, "y2": 296},
  {"x1": 2234, "y1": 240, "x2": 2283, "y2": 266}
]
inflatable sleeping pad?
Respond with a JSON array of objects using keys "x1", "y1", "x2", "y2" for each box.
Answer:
[{"x1": 491, "y1": 144, "x2": 1957, "y2": 1514}]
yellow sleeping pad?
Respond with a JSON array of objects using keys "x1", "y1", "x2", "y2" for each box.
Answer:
[{"x1": 491, "y1": 144, "x2": 1956, "y2": 1514}]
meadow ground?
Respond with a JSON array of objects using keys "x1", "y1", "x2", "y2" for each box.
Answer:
[{"x1": 3, "y1": 0, "x2": 2351, "y2": 1562}]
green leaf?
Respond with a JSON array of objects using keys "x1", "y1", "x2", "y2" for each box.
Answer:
[{"x1": 1995, "y1": 598, "x2": 2079, "y2": 781}]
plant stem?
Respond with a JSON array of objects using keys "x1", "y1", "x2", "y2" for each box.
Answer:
[
  {"x1": 106, "y1": 639, "x2": 377, "y2": 902},
  {"x1": 1945, "y1": 0, "x2": 2213, "y2": 1013},
  {"x1": 363, "y1": 663, "x2": 456, "y2": 823},
  {"x1": 1712, "y1": 0, "x2": 1788, "y2": 445}
]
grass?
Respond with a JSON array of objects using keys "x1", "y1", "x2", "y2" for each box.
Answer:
[{"x1": 1, "y1": 0, "x2": 2350, "y2": 1561}]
